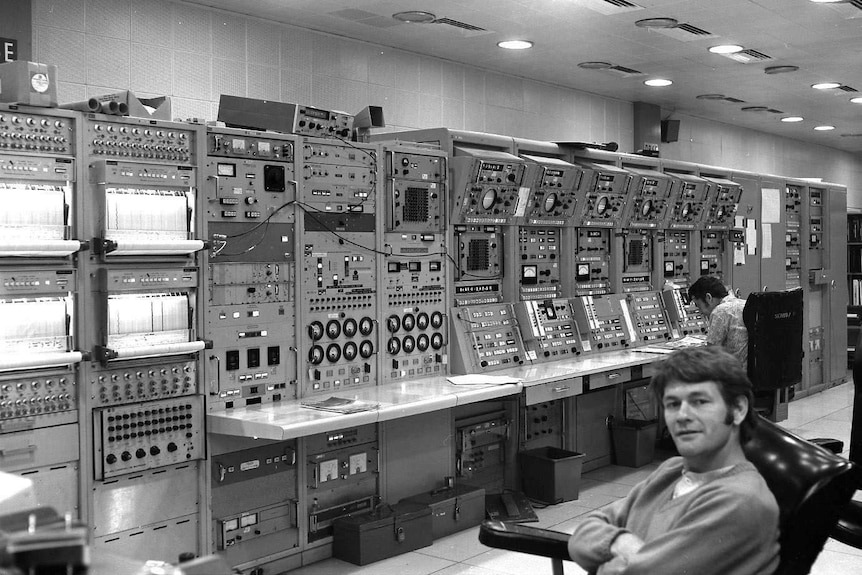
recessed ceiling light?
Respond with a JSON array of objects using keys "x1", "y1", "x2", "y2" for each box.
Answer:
[
  {"x1": 644, "y1": 79, "x2": 672, "y2": 87},
  {"x1": 696, "y1": 94, "x2": 727, "y2": 100},
  {"x1": 497, "y1": 40, "x2": 533, "y2": 50},
  {"x1": 635, "y1": 17, "x2": 679, "y2": 28},
  {"x1": 764, "y1": 65, "x2": 799, "y2": 75},
  {"x1": 851, "y1": 97, "x2": 862, "y2": 104},
  {"x1": 812, "y1": 82, "x2": 841, "y2": 90},
  {"x1": 392, "y1": 11, "x2": 437, "y2": 23},
  {"x1": 781, "y1": 117, "x2": 804, "y2": 122},
  {"x1": 814, "y1": 125, "x2": 835, "y2": 131},
  {"x1": 709, "y1": 45, "x2": 744, "y2": 54}
]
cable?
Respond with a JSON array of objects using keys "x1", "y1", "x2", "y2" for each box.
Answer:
[{"x1": 295, "y1": 201, "x2": 390, "y2": 256}]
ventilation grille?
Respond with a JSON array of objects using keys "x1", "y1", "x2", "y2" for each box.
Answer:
[
  {"x1": 330, "y1": 9, "x2": 402, "y2": 28},
  {"x1": 723, "y1": 97, "x2": 747, "y2": 103},
  {"x1": 839, "y1": 85, "x2": 858, "y2": 92},
  {"x1": 434, "y1": 18, "x2": 486, "y2": 31},
  {"x1": 676, "y1": 23, "x2": 711, "y2": 36},
  {"x1": 722, "y1": 49, "x2": 772, "y2": 64},
  {"x1": 608, "y1": 65, "x2": 644, "y2": 77},
  {"x1": 740, "y1": 49, "x2": 771, "y2": 60},
  {"x1": 581, "y1": 0, "x2": 643, "y2": 16},
  {"x1": 404, "y1": 188, "x2": 430, "y2": 223},
  {"x1": 467, "y1": 239, "x2": 491, "y2": 271},
  {"x1": 653, "y1": 23, "x2": 717, "y2": 41},
  {"x1": 851, "y1": 0, "x2": 862, "y2": 9}
]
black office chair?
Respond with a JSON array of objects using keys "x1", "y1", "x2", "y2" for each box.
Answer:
[
  {"x1": 830, "y1": 327, "x2": 862, "y2": 549},
  {"x1": 743, "y1": 288, "x2": 803, "y2": 402},
  {"x1": 479, "y1": 414, "x2": 857, "y2": 575}
]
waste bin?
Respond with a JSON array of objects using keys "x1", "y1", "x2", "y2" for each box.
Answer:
[
  {"x1": 610, "y1": 420, "x2": 657, "y2": 468},
  {"x1": 519, "y1": 446, "x2": 585, "y2": 504}
]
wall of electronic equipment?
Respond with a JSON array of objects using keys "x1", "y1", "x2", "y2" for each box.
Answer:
[{"x1": 0, "y1": 100, "x2": 846, "y2": 573}]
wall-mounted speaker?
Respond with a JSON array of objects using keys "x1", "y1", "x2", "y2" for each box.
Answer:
[{"x1": 661, "y1": 120, "x2": 680, "y2": 143}]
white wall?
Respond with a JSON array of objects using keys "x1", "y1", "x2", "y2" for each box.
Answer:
[{"x1": 32, "y1": 0, "x2": 862, "y2": 206}]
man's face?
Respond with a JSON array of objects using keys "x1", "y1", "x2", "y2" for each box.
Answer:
[
  {"x1": 692, "y1": 294, "x2": 718, "y2": 317},
  {"x1": 662, "y1": 380, "x2": 745, "y2": 472}
]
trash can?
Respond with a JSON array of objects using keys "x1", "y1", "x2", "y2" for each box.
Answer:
[
  {"x1": 610, "y1": 420, "x2": 657, "y2": 468},
  {"x1": 519, "y1": 447, "x2": 585, "y2": 504}
]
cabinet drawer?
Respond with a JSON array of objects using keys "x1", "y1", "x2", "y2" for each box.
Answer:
[
  {"x1": 524, "y1": 378, "x2": 582, "y2": 405},
  {"x1": 0, "y1": 423, "x2": 79, "y2": 472},
  {"x1": 584, "y1": 368, "x2": 631, "y2": 392}
]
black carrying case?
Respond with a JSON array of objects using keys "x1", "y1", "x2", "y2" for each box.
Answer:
[
  {"x1": 332, "y1": 501, "x2": 432, "y2": 565},
  {"x1": 401, "y1": 483, "x2": 486, "y2": 539}
]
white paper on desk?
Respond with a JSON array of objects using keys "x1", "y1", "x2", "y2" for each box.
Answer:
[{"x1": 447, "y1": 374, "x2": 522, "y2": 385}]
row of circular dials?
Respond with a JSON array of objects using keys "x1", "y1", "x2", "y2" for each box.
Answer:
[
  {"x1": 307, "y1": 316, "x2": 375, "y2": 365},
  {"x1": 387, "y1": 332, "x2": 445, "y2": 354},
  {"x1": 308, "y1": 340, "x2": 375, "y2": 364},
  {"x1": 308, "y1": 317, "x2": 374, "y2": 340},
  {"x1": 386, "y1": 311, "x2": 444, "y2": 333}
]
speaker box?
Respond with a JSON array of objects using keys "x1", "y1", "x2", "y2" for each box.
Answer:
[{"x1": 661, "y1": 120, "x2": 680, "y2": 143}]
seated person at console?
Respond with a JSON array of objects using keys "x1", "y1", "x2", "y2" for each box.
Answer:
[
  {"x1": 567, "y1": 346, "x2": 779, "y2": 575},
  {"x1": 688, "y1": 276, "x2": 748, "y2": 369}
]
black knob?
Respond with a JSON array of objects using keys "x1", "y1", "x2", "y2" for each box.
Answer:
[
  {"x1": 150, "y1": 446, "x2": 161, "y2": 456},
  {"x1": 167, "y1": 442, "x2": 178, "y2": 452},
  {"x1": 136, "y1": 448, "x2": 146, "y2": 459},
  {"x1": 121, "y1": 451, "x2": 132, "y2": 462},
  {"x1": 106, "y1": 454, "x2": 117, "y2": 465}
]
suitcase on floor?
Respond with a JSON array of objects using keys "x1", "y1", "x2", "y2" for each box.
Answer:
[
  {"x1": 332, "y1": 501, "x2": 432, "y2": 565},
  {"x1": 401, "y1": 483, "x2": 485, "y2": 539}
]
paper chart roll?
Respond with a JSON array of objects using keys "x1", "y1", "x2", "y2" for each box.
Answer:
[
  {"x1": 108, "y1": 340, "x2": 206, "y2": 361},
  {"x1": 0, "y1": 351, "x2": 83, "y2": 372},
  {"x1": 104, "y1": 239, "x2": 204, "y2": 256},
  {"x1": 0, "y1": 240, "x2": 82, "y2": 257}
]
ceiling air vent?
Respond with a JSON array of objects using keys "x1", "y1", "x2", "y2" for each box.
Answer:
[
  {"x1": 723, "y1": 97, "x2": 747, "y2": 103},
  {"x1": 581, "y1": 0, "x2": 643, "y2": 16},
  {"x1": 434, "y1": 17, "x2": 486, "y2": 32},
  {"x1": 839, "y1": 85, "x2": 858, "y2": 92},
  {"x1": 720, "y1": 49, "x2": 772, "y2": 64},
  {"x1": 608, "y1": 65, "x2": 644, "y2": 77},
  {"x1": 653, "y1": 22, "x2": 717, "y2": 41},
  {"x1": 333, "y1": 8, "x2": 404, "y2": 28}
]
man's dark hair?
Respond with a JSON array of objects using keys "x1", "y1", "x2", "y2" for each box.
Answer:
[
  {"x1": 688, "y1": 275, "x2": 729, "y2": 301},
  {"x1": 650, "y1": 346, "x2": 757, "y2": 442}
]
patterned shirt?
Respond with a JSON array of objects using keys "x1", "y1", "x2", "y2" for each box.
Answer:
[{"x1": 707, "y1": 294, "x2": 748, "y2": 369}]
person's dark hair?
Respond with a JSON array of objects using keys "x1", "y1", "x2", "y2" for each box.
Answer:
[
  {"x1": 650, "y1": 346, "x2": 757, "y2": 443},
  {"x1": 688, "y1": 275, "x2": 729, "y2": 302}
]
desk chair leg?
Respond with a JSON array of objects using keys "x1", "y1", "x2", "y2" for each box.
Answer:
[{"x1": 551, "y1": 557, "x2": 564, "y2": 575}]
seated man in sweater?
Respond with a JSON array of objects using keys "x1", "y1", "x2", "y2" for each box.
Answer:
[{"x1": 567, "y1": 346, "x2": 780, "y2": 575}]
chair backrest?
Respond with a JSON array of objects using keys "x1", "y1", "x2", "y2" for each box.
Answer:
[
  {"x1": 743, "y1": 414, "x2": 856, "y2": 575},
  {"x1": 743, "y1": 289, "x2": 803, "y2": 390}
]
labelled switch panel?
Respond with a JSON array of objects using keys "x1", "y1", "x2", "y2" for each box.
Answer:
[
  {"x1": 450, "y1": 303, "x2": 527, "y2": 373},
  {"x1": 514, "y1": 298, "x2": 584, "y2": 363},
  {"x1": 570, "y1": 295, "x2": 630, "y2": 352},
  {"x1": 89, "y1": 358, "x2": 196, "y2": 408},
  {"x1": 519, "y1": 154, "x2": 581, "y2": 226},
  {"x1": 785, "y1": 185, "x2": 803, "y2": 288},
  {"x1": 661, "y1": 230, "x2": 691, "y2": 285},
  {"x1": 508, "y1": 226, "x2": 561, "y2": 301},
  {"x1": 93, "y1": 395, "x2": 204, "y2": 480},
  {"x1": 522, "y1": 401, "x2": 562, "y2": 448},
  {"x1": 305, "y1": 424, "x2": 379, "y2": 542},
  {"x1": 450, "y1": 148, "x2": 530, "y2": 225},
  {"x1": 661, "y1": 288, "x2": 707, "y2": 337},
  {"x1": 571, "y1": 162, "x2": 632, "y2": 227},
  {"x1": 571, "y1": 228, "x2": 611, "y2": 296},
  {"x1": 452, "y1": 225, "x2": 504, "y2": 305},
  {"x1": 624, "y1": 291, "x2": 672, "y2": 345},
  {"x1": 699, "y1": 231, "x2": 725, "y2": 281}
]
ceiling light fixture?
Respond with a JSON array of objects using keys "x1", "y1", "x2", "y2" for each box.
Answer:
[
  {"x1": 814, "y1": 125, "x2": 835, "y2": 131},
  {"x1": 781, "y1": 117, "x2": 804, "y2": 122},
  {"x1": 811, "y1": 82, "x2": 841, "y2": 90},
  {"x1": 764, "y1": 65, "x2": 799, "y2": 75},
  {"x1": 634, "y1": 17, "x2": 679, "y2": 28},
  {"x1": 497, "y1": 40, "x2": 533, "y2": 50},
  {"x1": 644, "y1": 78, "x2": 672, "y2": 87},
  {"x1": 709, "y1": 44, "x2": 744, "y2": 54},
  {"x1": 392, "y1": 11, "x2": 437, "y2": 23},
  {"x1": 851, "y1": 97, "x2": 862, "y2": 104}
]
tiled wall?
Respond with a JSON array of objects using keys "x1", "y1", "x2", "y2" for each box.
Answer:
[{"x1": 32, "y1": 0, "x2": 862, "y2": 206}]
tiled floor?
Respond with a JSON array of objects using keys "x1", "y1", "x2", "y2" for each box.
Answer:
[{"x1": 290, "y1": 380, "x2": 861, "y2": 575}]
